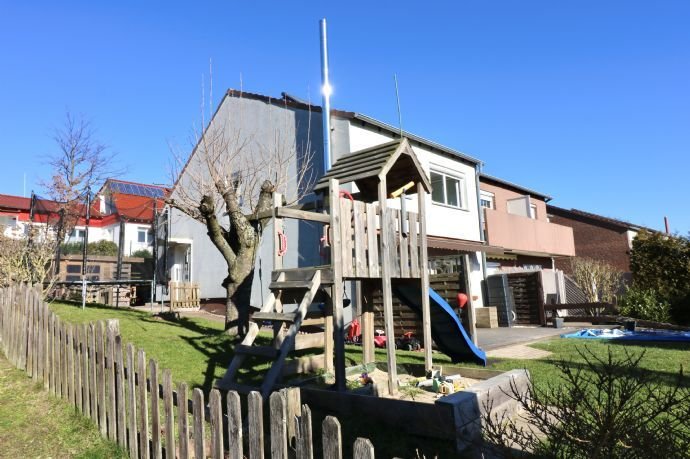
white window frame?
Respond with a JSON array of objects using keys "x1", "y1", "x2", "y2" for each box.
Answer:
[
  {"x1": 480, "y1": 191, "x2": 495, "y2": 210},
  {"x1": 137, "y1": 227, "x2": 151, "y2": 244},
  {"x1": 430, "y1": 168, "x2": 467, "y2": 210}
]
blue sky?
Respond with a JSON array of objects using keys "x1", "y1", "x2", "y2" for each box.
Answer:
[{"x1": 1, "y1": 1, "x2": 689, "y2": 232}]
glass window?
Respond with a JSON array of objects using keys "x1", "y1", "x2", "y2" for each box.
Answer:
[
  {"x1": 430, "y1": 172, "x2": 445, "y2": 204},
  {"x1": 138, "y1": 228, "x2": 147, "y2": 243},
  {"x1": 430, "y1": 170, "x2": 464, "y2": 208}
]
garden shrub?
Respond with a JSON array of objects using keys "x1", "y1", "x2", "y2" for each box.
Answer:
[
  {"x1": 131, "y1": 249, "x2": 152, "y2": 258},
  {"x1": 481, "y1": 347, "x2": 690, "y2": 458},
  {"x1": 88, "y1": 240, "x2": 119, "y2": 256},
  {"x1": 618, "y1": 286, "x2": 671, "y2": 323}
]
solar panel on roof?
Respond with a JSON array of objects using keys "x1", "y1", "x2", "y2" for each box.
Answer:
[{"x1": 108, "y1": 181, "x2": 165, "y2": 198}]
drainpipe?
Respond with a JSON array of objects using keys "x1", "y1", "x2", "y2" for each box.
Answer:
[{"x1": 475, "y1": 163, "x2": 487, "y2": 279}]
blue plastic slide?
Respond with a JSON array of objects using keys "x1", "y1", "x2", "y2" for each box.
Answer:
[{"x1": 393, "y1": 285, "x2": 487, "y2": 366}]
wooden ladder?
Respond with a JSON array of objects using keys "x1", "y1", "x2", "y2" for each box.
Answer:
[{"x1": 216, "y1": 269, "x2": 322, "y2": 398}]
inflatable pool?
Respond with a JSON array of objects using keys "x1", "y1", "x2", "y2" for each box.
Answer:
[{"x1": 562, "y1": 328, "x2": 690, "y2": 342}]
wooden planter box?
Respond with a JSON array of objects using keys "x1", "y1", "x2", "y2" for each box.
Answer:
[{"x1": 475, "y1": 307, "x2": 498, "y2": 328}]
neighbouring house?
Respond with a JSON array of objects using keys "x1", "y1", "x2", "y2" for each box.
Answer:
[
  {"x1": 479, "y1": 174, "x2": 575, "y2": 272},
  {"x1": 165, "y1": 89, "x2": 493, "y2": 317},
  {"x1": 546, "y1": 205, "x2": 655, "y2": 279},
  {"x1": 0, "y1": 179, "x2": 167, "y2": 259}
]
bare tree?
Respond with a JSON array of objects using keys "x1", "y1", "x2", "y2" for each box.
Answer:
[
  {"x1": 571, "y1": 257, "x2": 622, "y2": 314},
  {"x1": 168, "y1": 98, "x2": 316, "y2": 335},
  {"x1": 0, "y1": 226, "x2": 57, "y2": 297},
  {"x1": 41, "y1": 112, "x2": 121, "y2": 238}
]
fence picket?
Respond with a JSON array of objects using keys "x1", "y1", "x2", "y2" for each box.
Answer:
[
  {"x1": 149, "y1": 359, "x2": 162, "y2": 459},
  {"x1": 89, "y1": 323, "x2": 98, "y2": 422},
  {"x1": 162, "y1": 369, "x2": 175, "y2": 459},
  {"x1": 322, "y1": 416, "x2": 342, "y2": 459},
  {"x1": 296, "y1": 404, "x2": 313, "y2": 459},
  {"x1": 113, "y1": 335, "x2": 126, "y2": 449},
  {"x1": 227, "y1": 390, "x2": 243, "y2": 459},
  {"x1": 248, "y1": 391, "x2": 264, "y2": 459},
  {"x1": 97, "y1": 321, "x2": 107, "y2": 435},
  {"x1": 209, "y1": 389, "x2": 223, "y2": 459},
  {"x1": 353, "y1": 438, "x2": 375, "y2": 458},
  {"x1": 137, "y1": 349, "x2": 149, "y2": 459},
  {"x1": 178, "y1": 382, "x2": 189, "y2": 459},
  {"x1": 81, "y1": 323, "x2": 91, "y2": 419},
  {"x1": 106, "y1": 323, "x2": 117, "y2": 442},
  {"x1": 126, "y1": 343, "x2": 139, "y2": 459},
  {"x1": 270, "y1": 391, "x2": 288, "y2": 459},
  {"x1": 192, "y1": 388, "x2": 205, "y2": 459}
]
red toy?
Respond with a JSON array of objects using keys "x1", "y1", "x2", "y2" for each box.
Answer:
[{"x1": 457, "y1": 292, "x2": 468, "y2": 309}]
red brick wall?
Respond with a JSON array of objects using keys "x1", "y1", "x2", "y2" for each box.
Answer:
[{"x1": 548, "y1": 214, "x2": 631, "y2": 274}]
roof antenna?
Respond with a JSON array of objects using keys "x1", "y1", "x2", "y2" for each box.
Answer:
[{"x1": 394, "y1": 73, "x2": 403, "y2": 138}]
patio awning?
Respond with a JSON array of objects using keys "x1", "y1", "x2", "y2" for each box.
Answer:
[{"x1": 427, "y1": 236, "x2": 505, "y2": 254}]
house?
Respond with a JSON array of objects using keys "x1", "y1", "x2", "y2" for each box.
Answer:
[
  {"x1": 479, "y1": 173, "x2": 575, "y2": 273},
  {"x1": 546, "y1": 205, "x2": 653, "y2": 277},
  {"x1": 166, "y1": 89, "x2": 493, "y2": 313},
  {"x1": 0, "y1": 178, "x2": 166, "y2": 257}
]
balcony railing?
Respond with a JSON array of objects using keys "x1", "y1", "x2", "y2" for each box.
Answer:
[{"x1": 484, "y1": 208, "x2": 575, "y2": 256}]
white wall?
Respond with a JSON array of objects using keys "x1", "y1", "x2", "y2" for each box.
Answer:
[{"x1": 346, "y1": 124, "x2": 482, "y2": 242}]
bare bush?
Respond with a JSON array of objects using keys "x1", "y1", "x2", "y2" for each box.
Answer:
[
  {"x1": 0, "y1": 226, "x2": 57, "y2": 297},
  {"x1": 481, "y1": 346, "x2": 690, "y2": 458},
  {"x1": 571, "y1": 257, "x2": 622, "y2": 314}
]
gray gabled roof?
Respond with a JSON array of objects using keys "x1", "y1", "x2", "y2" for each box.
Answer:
[
  {"x1": 480, "y1": 173, "x2": 552, "y2": 201},
  {"x1": 313, "y1": 138, "x2": 431, "y2": 200}
]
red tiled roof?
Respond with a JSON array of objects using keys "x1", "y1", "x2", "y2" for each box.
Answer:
[{"x1": 0, "y1": 194, "x2": 31, "y2": 211}]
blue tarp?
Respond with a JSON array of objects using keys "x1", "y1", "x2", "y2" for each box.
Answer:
[{"x1": 562, "y1": 328, "x2": 690, "y2": 342}]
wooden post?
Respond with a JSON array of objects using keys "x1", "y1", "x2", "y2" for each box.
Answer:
[
  {"x1": 177, "y1": 382, "x2": 189, "y2": 459},
  {"x1": 226, "y1": 391, "x2": 243, "y2": 459},
  {"x1": 328, "y1": 178, "x2": 346, "y2": 391},
  {"x1": 418, "y1": 183, "x2": 433, "y2": 370},
  {"x1": 322, "y1": 416, "x2": 342, "y2": 459},
  {"x1": 378, "y1": 176, "x2": 398, "y2": 395},
  {"x1": 360, "y1": 282, "x2": 375, "y2": 365},
  {"x1": 209, "y1": 389, "x2": 223, "y2": 459},
  {"x1": 248, "y1": 391, "x2": 264, "y2": 459},
  {"x1": 463, "y1": 253, "x2": 478, "y2": 346},
  {"x1": 192, "y1": 388, "x2": 205, "y2": 459},
  {"x1": 323, "y1": 295, "x2": 334, "y2": 374},
  {"x1": 273, "y1": 192, "x2": 286, "y2": 347},
  {"x1": 270, "y1": 391, "x2": 288, "y2": 459}
]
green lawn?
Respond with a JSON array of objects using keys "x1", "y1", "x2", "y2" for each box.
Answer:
[
  {"x1": 0, "y1": 353, "x2": 125, "y2": 458},
  {"x1": 49, "y1": 301, "x2": 690, "y2": 394}
]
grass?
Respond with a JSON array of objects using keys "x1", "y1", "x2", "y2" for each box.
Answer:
[
  {"x1": 47, "y1": 301, "x2": 690, "y2": 458},
  {"x1": 0, "y1": 353, "x2": 125, "y2": 458}
]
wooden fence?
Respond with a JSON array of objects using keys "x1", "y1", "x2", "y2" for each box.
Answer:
[
  {"x1": 169, "y1": 282, "x2": 201, "y2": 310},
  {"x1": 0, "y1": 284, "x2": 378, "y2": 458}
]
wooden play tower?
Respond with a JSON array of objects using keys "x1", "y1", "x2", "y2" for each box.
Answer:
[{"x1": 217, "y1": 138, "x2": 433, "y2": 397}]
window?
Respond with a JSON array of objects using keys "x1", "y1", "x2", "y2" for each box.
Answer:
[
  {"x1": 530, "y1": 204, "x2": 537, "y2": 219},
  {"x1": 69, "y1": 229, "x2": 86, "y2": 239},
  {"x1": 137, "y1": 228, "x2": 151, "y2": 244},
  {"x1": 480, "y1": 191, "x2": 494, "y2": 209},
  {"x1": 430, "y1": 170, "x2": 465, "y2": 208}
]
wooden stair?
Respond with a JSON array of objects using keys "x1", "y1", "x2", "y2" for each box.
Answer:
[{"x1": 216, "y1": 269, "x2": 323, "y2": 398}]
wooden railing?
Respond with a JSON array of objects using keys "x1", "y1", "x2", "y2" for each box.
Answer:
[
  {"x1": 0, "y1": 284, "x2": 378, "y2": 458},
  {"x1": 336, "y1": 199, "x2": 423, "y2": 279},
  {"x1": 169, "y1": 282, "x2": 200, "y2": 310}
]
